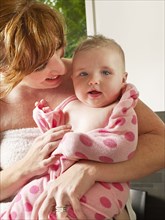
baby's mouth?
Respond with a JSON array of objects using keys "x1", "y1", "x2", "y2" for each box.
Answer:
[
  {"x1": 88, "y1": 90, "x2": 102, "y2": 98},
  {"x1": 88, "y1": 90, "x2": 101, "y2": 94}
]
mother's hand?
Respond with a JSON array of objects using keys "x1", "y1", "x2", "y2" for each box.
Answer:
[
  {"x1": 31, "y1": 160, "x2": 96, "y2": 220},
  {"x1": 22, "y1": 125, "x2": 71, "y2": 178}
]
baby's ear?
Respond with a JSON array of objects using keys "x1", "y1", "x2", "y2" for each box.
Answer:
[{"x1": 123, "y1": 72, "x2": 128, "y2": 83}]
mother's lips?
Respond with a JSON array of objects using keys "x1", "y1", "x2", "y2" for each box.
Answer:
[{"x1": 46, "y1": 76, "x2": 58, "y2": 80}]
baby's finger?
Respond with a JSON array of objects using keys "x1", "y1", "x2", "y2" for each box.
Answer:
[
  {"x1": 35, "y1": 101, "x2": 39, "y2": 107},
  {"x1": 42, "y1": 106, "x2": 52, "y2": 113}
]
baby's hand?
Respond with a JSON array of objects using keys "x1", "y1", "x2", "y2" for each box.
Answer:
[
  {"x1": 35, "y1": 99, "x2": 52, "y2": 113},
  {"x1": 33, "y1": 99, "x2": 65, "y2": 132}
]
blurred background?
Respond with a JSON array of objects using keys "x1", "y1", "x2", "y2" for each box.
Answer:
[{"x1": 38, "y1": 0, "x2": 87, "y2": 58}]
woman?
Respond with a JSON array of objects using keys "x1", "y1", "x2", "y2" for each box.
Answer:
[{"x1": 0, "y1": 0, "x2": 164, "y2": 219}]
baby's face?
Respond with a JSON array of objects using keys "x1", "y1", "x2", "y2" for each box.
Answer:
[{"x1": 72, "y1": 47, "x2": 127, "y2": 108}]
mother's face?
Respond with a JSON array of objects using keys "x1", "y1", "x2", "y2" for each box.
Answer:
[{"x1": 21, "y1": 48, "x2": 66, "y2": 89}]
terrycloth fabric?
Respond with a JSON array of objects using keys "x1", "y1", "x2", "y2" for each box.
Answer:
[
  {"x1": 0, "y1": 128, "x2": 41, "y2": 215},
  {"x1": 0, "y1": 84, "x2": 139, "y2": 220},
  {"x1": 0, "y1": 128, "x2": 41, "y2": 169}
]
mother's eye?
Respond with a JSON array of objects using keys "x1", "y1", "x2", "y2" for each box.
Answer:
[{"x1": 35, "y1": 62, "x2": 48, "y2": 72}]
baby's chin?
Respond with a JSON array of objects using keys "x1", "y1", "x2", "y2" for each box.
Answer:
[{"x1": 83, "y1": 101, "x2": 108, "y2": 108}]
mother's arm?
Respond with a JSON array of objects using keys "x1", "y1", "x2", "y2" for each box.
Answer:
[
  {"x1": 94, "y1": 99, "x2": 165, "y2": 182},
  {"x1": 132, "y1": 99, "x2": 164, "y2": 175}
]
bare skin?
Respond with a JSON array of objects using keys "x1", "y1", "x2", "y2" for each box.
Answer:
[{"x1": 0, "y1": 59, "x2": 74, "y2": 132}]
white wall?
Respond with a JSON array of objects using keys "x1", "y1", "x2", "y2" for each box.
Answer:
[{"x1": 85, "y1": 0, "x2": 164, "y2": 111}]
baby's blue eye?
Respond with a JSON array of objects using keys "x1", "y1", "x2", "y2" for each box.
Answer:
[
  {"x1": 79, "y1": 72, "x2": 88, "y2": 76},
  {"x1": 101, "y1": 70, "x2": 111, "y2": 75}
]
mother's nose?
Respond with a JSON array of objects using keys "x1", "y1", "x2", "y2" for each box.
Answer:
[
  {"x1": 49, "y1": 56, "x2": 66, "y2": 75},
  {"x1": 54, "y1": 59, "x2": 66, "y2": 75}
]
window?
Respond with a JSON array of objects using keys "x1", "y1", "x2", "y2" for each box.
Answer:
[{"x1": 38, "y1": 0, "x2": 87, "y2": 57}]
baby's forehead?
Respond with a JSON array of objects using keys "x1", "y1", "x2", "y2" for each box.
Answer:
[
  {"x1": 73, "y1": 46, "x2": 122, "y2": 62},
  {"x1": 74, "y1": 45, "x2": 121, "y2": 56},
  {"x1": 72, "y1": 46, "x2": 125, "y2": 73}
]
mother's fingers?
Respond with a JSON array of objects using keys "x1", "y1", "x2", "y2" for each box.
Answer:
[
  {"x1": 42, "y1": 140, "x2": 61, "y2": 155},
  {"x1": 31, "y1": 191, "x2": 53, "y2": 220},
  {"x1": 38, "y1": 197, "x2": 55, "y2": 220},
  {"x1": 31, "y1": 192, "x2": 45, "y2": 219},
  {"x1": 70, "y1": 197, "x2": 87, "y2": 219},
  {"x1": 48, "y1": 125, "x2": 72, "y2": 134},
  {"x1": 34, "y1": 125, "x2": 72, "y2": 152},
  {"x1": 55, "y1": 194, "x2": 86, "y2": 220},
  {"x1": 54, "y1": 192, "x2": 70, "y2": 220},
  {"x1": 43, "y1": 125, "x2": 72, "y2": 142},
  {"x1": 55, "y1": 205, "x2": 70, "y2": 220}
]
